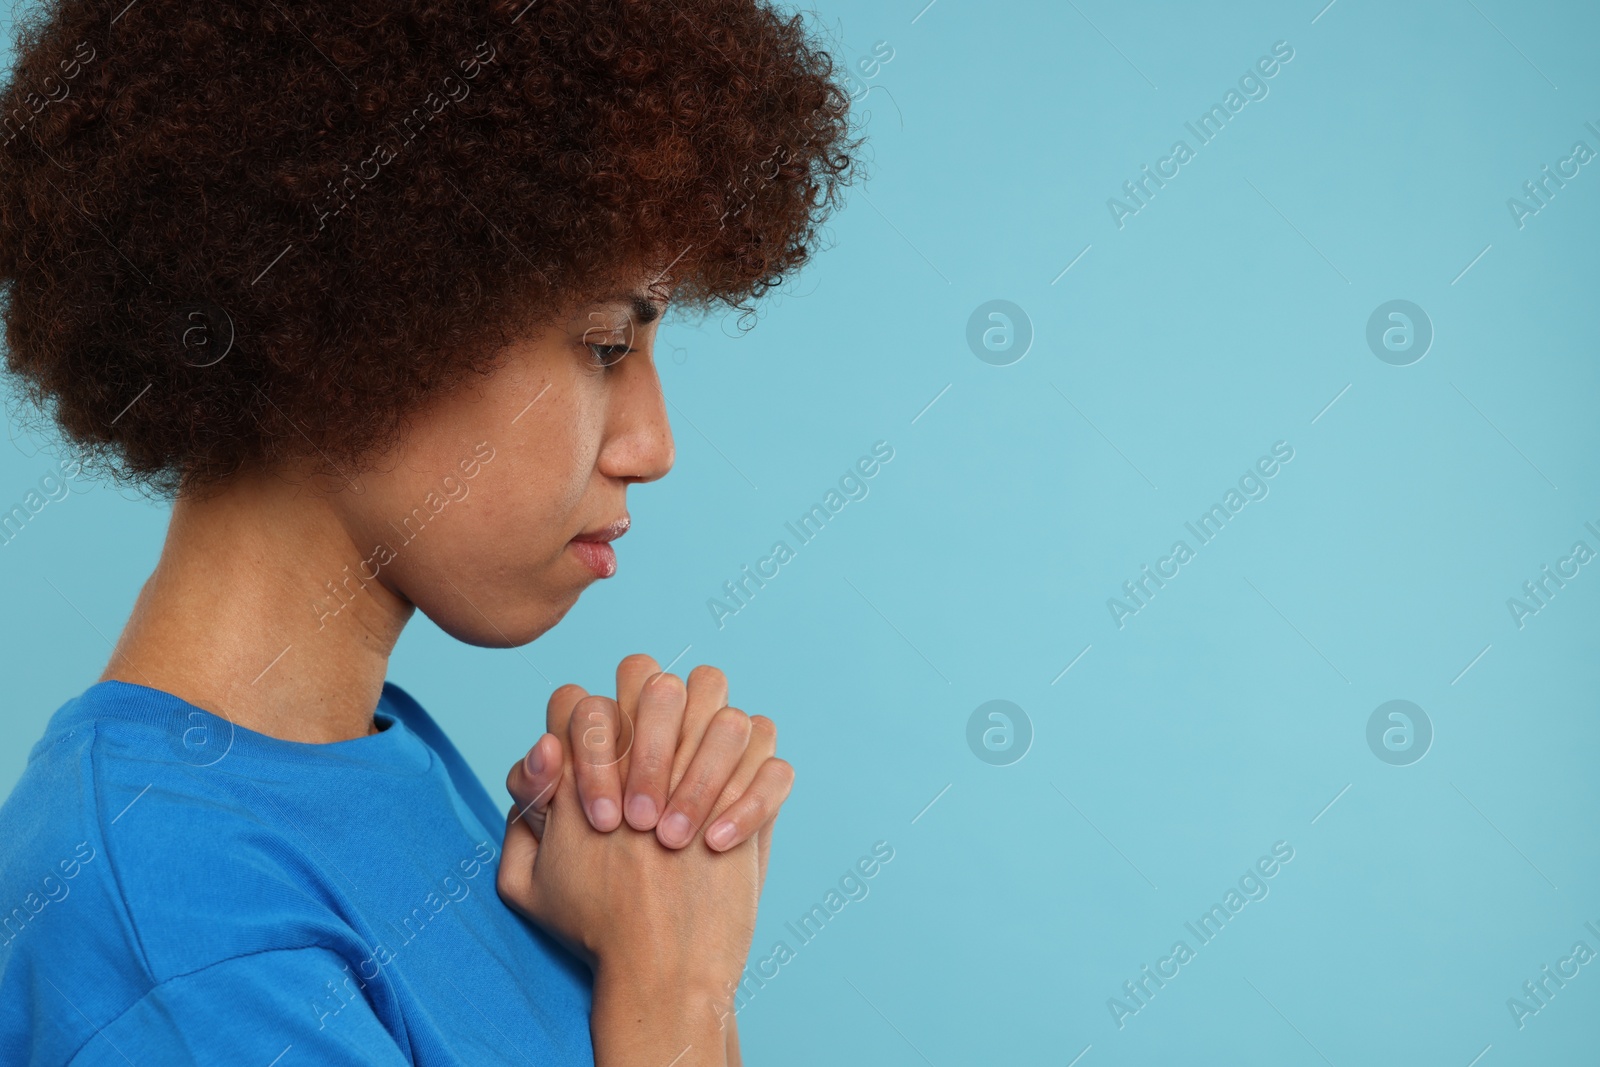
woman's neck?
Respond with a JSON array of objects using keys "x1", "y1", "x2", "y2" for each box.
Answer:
[{"x1": 102, "y1": 471, "x2": 415, "y2": 743}]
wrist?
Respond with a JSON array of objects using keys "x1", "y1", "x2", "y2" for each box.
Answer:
[{"x1": 592, "y1": 965, "x2": 733, "y2": 1067}]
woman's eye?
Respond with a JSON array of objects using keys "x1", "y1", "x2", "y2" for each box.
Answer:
[{"x1": 585, "y1": 342, "x2": 633, "y2": 368}]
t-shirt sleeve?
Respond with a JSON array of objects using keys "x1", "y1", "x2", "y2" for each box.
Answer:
[{"x1": 64, "y1": 947, "x2": 412, "y2": 1067}]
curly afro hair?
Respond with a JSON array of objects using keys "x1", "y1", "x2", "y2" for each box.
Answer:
[{"x1": 0, "y1": 0, "x2": 864, "y2": 496}]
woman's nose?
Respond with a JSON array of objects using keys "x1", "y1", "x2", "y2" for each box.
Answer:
[{"x1": 603, "y1": 354, "x2": 675, "y2": 484}]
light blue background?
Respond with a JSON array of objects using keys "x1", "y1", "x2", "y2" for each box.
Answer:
[{"x1": 5, "y1": 1, "x2": 1600, "y2": 1064}]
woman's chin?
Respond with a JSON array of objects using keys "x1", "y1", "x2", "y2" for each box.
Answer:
[{"x1": 422, "y1": 592, "x2": 573, "y2": 650}]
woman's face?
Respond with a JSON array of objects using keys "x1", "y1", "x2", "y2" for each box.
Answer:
[{"x1": 323, "y1": 286, "x2": 675, "y2": 646}]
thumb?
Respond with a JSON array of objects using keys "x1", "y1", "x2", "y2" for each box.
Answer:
[{"x1": 506, "y1": 732, "x2": 564, "y2": 841}]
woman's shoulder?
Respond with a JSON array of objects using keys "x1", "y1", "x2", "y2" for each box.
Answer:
[
  {"x1": 0, "y1": 684, "x2": 408, "y2": 1054},
  {"x1": 0, "y1": 681, "x2": 467, "y2": 1062},
  {"x1": 0, "y1": 688, "x2": 377, "y2": 950}
]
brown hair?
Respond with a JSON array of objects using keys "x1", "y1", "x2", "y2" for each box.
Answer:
[{"x1": 0, "y1": 0, "x2": 864, "y2": 495}]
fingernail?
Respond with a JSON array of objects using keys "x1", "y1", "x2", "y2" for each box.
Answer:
[
  {"x1": 626, "y1": 793, "x2": 658, "y2": 828},
  {"x1": 705, "y1": 820, "x2": 736, "y2": 850},
  {"x1": 591, "y1": 797, "x2": 620, "y2": 829},
  {"x1": 523, "y1": 738, "x2": 547, "y2": 777},
  {"x1": 660, "y1": 811, "x2": 692, "y2": 846}
]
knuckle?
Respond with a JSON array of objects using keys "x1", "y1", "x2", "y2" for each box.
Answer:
[
  {"x1": 676, "y1": 765, "x2": 723, "y2": 809},
  {"x1": 748, "y1": 714, "x2": 777, "y2": 746},
  {"x1": 619, "y1": 652, "x2": 659, "y2": 674},
  {"x1": 738, "y1": 784, "x2": 773, "y2": 814},
  {"x1": 570, "y1": 699, "x2": 618, "y2": 753},
  {"x1": 769, "y1": 757, "x2": 796, "y2": 790},
  {"x1": 568, "y1": 721, "x2": 599, "y2": 753},
  {"x1": 628, "y1": 745, "x2": 669, "y2": 783},
  {"x1": 674, "y1": 770, "x2": 712, "y2": 804},
  {"x1": 688, "y1": 664, "x2": 727, "y2": 690},
  {"x1": 721, "y1": 769, "x2": 762, "y2": 810},
  {"x1": 550, "y1": 682, "x2": 587, "y2": 703},
  {"x1": 572, "y1": 739, "x2": 613, "y2": 769},
  {"x1": 507, "y1": 773, "x2": 540, "y2": 806},
  {"x1": 711, "y1": 705, "x2": 751, "y2": 738},
  {"x1": 643, "y1": 670, "x2": 684, "y2": 697}
]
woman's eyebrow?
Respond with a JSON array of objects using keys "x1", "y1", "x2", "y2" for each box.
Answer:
[
  {"x1": 595, "y1": 291, "x2": 665, "y2": 326},
  {"x1": 631, "y1": 296, "x2": 663, "y2": 326}
]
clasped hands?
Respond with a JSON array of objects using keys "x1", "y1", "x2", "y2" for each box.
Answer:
[{"x1": 496, "y1": 652, "x2": 792, "y2": 1060}]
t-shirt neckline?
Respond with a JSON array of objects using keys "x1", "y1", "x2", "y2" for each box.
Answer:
[{"x1": 49, "y1": 678, "x2": 434, "y2": 777}]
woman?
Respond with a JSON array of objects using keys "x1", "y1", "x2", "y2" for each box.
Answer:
[{"x1": 0, "y1": 0, "x2": 862, "y2": 1063}]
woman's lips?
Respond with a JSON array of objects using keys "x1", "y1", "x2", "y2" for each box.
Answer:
[
  {"x1": 568, "y1": 539, "x2": 618, "y2": 578},
  {"x1": 570, "y1": 515, "x2": 627, "y2": 579}
]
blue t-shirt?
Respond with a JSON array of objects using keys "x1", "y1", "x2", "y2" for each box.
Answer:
[{"x1": 0, "y1": 679, "x2": 594, "y2": 1066}]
